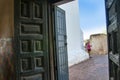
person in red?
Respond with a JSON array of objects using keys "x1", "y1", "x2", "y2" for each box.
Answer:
[{"x1": 85, "y1": 41, "x2": 92, "y2": 58}]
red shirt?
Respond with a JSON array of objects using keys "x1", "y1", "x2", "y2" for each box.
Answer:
[{"x1": 86, "y1": 43, "x2": 91, "y2": 50}]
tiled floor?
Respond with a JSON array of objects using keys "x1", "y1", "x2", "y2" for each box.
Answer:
[{"x1": 69, "y1": 55, "x2": 109, "y2": 80}]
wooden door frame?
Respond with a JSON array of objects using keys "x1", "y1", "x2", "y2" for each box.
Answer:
[
  {"x1": 47, "y1": 3, "x2": 57, "y2": 80},
  {"x1": 48, "y1": 5, "x2": 69, "y2": 80},
  {"x1": 47, "y1": 3, "x2": 65, "y2": 80},
  {"x1": 14, "y1": 0, "x2": 21, "y2": 79}
]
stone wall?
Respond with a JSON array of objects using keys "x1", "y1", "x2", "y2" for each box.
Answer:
[{"x1": 90, "y1": 34, "x2": 108, "y2": 55}]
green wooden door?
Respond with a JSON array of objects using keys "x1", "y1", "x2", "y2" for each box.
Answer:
[
  {"x1": 54, "y1": 6, "x2": 69, "y2": 80},
  {"x1": 105, "y1": 0, "x2": 120, "y2": 80},
  {"x1": 14, "y1": 0, "x2": 49, "y2": 80}
]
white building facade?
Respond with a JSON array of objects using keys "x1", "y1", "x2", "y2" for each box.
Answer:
[{"x1": 59, "y1": 0, "x2": 89, "y2": 67}]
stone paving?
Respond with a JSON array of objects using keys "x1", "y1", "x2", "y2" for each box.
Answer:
[{"x1": 69, "y1": 54, "x2": 109, "y2": 80}]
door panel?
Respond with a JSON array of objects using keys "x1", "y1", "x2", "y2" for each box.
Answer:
[
  {"x1": 54, "y1": 6, "x2": 69, "y2": 80},
  {"x1": 14, "y1": 0, "x2": 49, "y2": 80},
  {"x1": 105, "y1": 0, "x2": 120, "y2": 80}
]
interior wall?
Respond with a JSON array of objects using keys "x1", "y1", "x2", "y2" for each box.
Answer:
[
  {"x1": 0, "y1": 0, "x2": 15, "y2": 80},
  {"x1": 0, "y1": 0, "x2": 14, "y2": 38}
]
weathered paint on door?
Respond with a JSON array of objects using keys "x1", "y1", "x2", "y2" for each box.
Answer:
[
  {"x1": 14, "y1": 0, "x2": 49, "y2": 80},
  {"x1": 105, "y1": 0, "x2": 120, "y2": 80},
  {"x1": 54, "y1": 6, "x2": 69, "y2": 80}
]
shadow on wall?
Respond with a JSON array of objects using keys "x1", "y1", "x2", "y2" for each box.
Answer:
[{"x1": 89, "y1": 34, "x2": 108, "y2": 55}]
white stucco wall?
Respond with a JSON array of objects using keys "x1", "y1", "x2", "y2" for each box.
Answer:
[{"x1": 59, "y1": 0, "x2": 89, "y2": 67}]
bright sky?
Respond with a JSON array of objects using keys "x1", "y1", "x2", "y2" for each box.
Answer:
[{"x1": 79, "y1": 0, "x2": 106, "y2": 40}]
